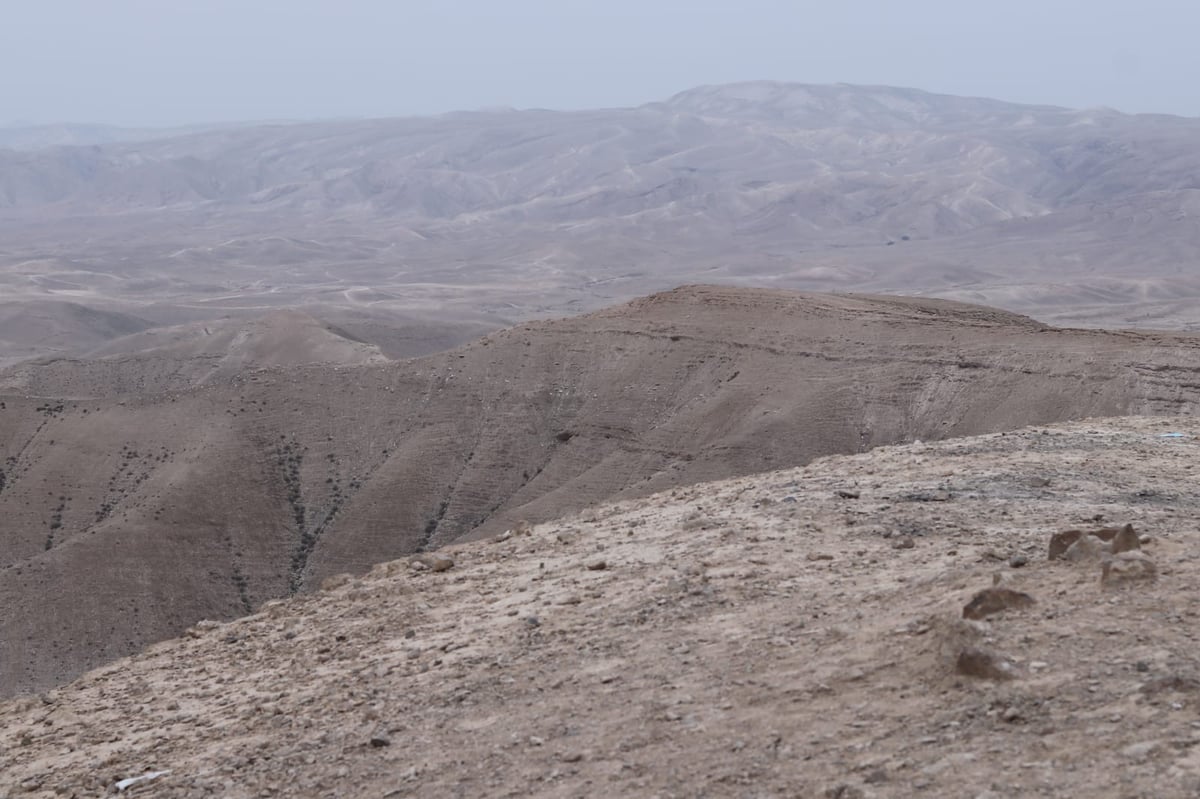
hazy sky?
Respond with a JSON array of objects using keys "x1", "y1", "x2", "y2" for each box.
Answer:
[{"x1": 3, "y1": 0, "x2": 1198, "y2": 126}]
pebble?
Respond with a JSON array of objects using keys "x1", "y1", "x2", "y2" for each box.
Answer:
[
  {"x1": 863, "y1": 767, "x2": 888, "y2": 784},
  {"x1": 892, "y1": 536, "x2": 916, "y2": 550},
  {"x1": 1121, "y1": 741, "x2": 1159, "y2": 760},
  {"x1": 1008, "y1": 555, "x2": 1028, "y2": 568},
  {"x1": 370, "y1": 733, "x2": 391, "y2": 748},
  {"x1": 586, "y1": 559, "x2": 608, "y2": 571}
]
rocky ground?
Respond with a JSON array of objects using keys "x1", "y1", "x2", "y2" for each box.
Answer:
[{"x1": 4, "y1": 415, "x2": 1200, "y2": 797}]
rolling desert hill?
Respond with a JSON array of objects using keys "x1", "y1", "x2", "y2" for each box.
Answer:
[
  {"x1": 5, "y1": 286, "x2": 1200, "y2": 697},
  {"x1": 0, "y1": 300, "x2": 154, "y2": 369},
  {"x1": 4, "y1": 415, "x2": 1200, "y2": 797},
  {"x1": 4, "y1": 82, "x2": 1200, "y2": 367},
  {"x1": 0, "y1": 310, "x2": 389, "y2": 395}
]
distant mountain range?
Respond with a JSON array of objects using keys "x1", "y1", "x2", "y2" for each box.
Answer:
[
  {"x1": 2, "y1": 82, "x2": 1200, "y2": 365},
  {"x1": 0, "y1": 121, "x2": 251, "y2": 151}
]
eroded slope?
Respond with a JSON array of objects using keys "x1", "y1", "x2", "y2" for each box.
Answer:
[
  {"x1": 4, "y1": 417, "x2": 1200, "y2": 797},
  {"x1": 4, "y1": 286, "x2": 1200, "y2": 696}
]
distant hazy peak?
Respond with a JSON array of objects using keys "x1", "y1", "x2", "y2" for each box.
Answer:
[{"x1": 656, "y1": 80, "x2": 1111, "y2": 131}]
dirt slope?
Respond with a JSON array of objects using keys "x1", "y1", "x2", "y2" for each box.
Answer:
[
  {"x1": 5, "y1": 286, "x2": 1200, "y2": 697},
  {"x1": 4, "y1": 416, "x2": 1200, "y2": 798}
]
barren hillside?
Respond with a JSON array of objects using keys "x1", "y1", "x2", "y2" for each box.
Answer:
[
  {"x1": 0, "y1": 301, "x2": 153, "y2": 368},
  {"x1": 4, "y1": 415, "x2": 1199, "y2": 797},
  {"x1": 5, "y1": 287, "x2": 1200, "y2": 697},
  {"x1": 0, "y1": 311, "x2": 389, "y2": 395},
  {"x1": 5, "y1": 82, "x2": 1200, "y2": 366}
]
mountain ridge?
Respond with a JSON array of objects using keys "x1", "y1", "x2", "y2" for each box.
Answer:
[{"x1": 4, "y1": 81, "x2": 1200, "y2": 359}]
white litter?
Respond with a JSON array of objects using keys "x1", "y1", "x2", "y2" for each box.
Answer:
[{"x1": 115, "y1": 771, "x2": 170, "y2": 792}]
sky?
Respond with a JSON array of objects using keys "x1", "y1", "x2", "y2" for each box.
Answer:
[{"x1": 3, "y1": 0, "x2": 1198, "y2": 126}]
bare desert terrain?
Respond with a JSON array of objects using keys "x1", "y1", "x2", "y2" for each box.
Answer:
[
  {"x1": 4, "y1": 82, "x2": 1200, "y2": 797},
  {"x1": 5, "y1": 82, "x2": 1200, "y2": 370},
  {"x1": 6, "y1": 286, "x2": 1200, "y2": 698},
  {"x1": 4, "y1": 415, "x2": 1199, "y2": 797}
]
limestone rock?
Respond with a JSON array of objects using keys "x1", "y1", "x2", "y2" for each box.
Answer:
[
  {"x1": 1048, "y1": 529, "x2": 1082, "y2": 559},
  {"x1": 319, "y1": 573, "x2": 354, "y2": 592},
  {"x1": 1049, "y1": 525, "x2": 1127, "y2": 560},
  {"x1": 1101, "y1": 551, "x2": 1156, "y2": 587},
  {"x1": 410, "y1": 554, "x2": 454, "y2": 573},
  {"x1": 1110, "y1": 524, "x2": 1141, "y2": 555},
  {"x1": 1064, "y1": 534, "x2": 1105, "y2": 563}
]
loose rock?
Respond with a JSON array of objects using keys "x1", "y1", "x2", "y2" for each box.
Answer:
[
  {"x1": 1049, "y1": 525, "x2": 1125, "y2": 560},
  {"x1": 1064, "y1": 534, "x2": 1106, "y2": 563},
  {"x1": 1120, "y1": 741, "x2": 1159, "y2": 760},
  {"x1": 186, "y1": 620, "x2": 222, "y2": 639},
  {"x1": 1101, "y1": 551, "x2": 1157, "y2": 587},
  {"x1": 319, "y1": 573, "x2": 354, "y2": 592},
  {"x1": 1110, "y1": 524, "x2": 1141, "y2": 555},
  {"x1": 962, "y1": 587, "x2": 1036, "y2": 620},
  {"x1": 956, "y1": 647, "x2": 1020, "y2": 681},
  {"x1": 410, "y1": 554, "x2": 454, "y2": 573}
]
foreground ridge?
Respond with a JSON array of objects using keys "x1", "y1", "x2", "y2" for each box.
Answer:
[{"x1": 5, "y1": 416, "x2": 1200, "y2": 797}]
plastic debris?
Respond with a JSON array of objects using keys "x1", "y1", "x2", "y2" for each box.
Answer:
[
  {"x1": 115, "y1": 771, "x2": 170, "y2": 792},
  {"x1": 1159, "y1": 432, "x2": 1189, "y2": 438}
]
